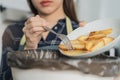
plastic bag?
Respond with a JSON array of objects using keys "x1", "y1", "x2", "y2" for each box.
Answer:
[{"x1": 7, "y1": 49, "x2": 120, "y2": 77}]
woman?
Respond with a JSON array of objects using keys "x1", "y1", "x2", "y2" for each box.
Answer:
[
  {"x1": 22, "y1": 0, "x2": 80, "y2": 50},
  {"x1": 1, "y1": 0, "x2": 85, "y2": 80}
]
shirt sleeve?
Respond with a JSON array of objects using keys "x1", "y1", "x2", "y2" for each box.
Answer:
[
  {"x1": 1, "y1": 21, "x2": 24, "y2": 72},
  {"x1": 2, "y1": 24, "x2": 24, "y2": 52}
]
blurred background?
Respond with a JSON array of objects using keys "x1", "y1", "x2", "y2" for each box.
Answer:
[
  {"x1": 0, "y1": 0, "x2": 120, "y2": 63},
  {"x1": 76, "y1": 0, "x2": 120, "y2": 22}
]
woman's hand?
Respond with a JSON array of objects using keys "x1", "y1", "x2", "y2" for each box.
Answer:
[
  {"x1": 79, "y1": 21, "x2": 86, "y2": 27},
  {"x1": 23, "y1": 15, "x2": 48, "y2": 50}
]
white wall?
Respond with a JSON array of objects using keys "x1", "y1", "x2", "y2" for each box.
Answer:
[
  {"x1": 1, "y1": 0, "x2": 30, "y2": 11},
  {"x1": 100, "y1": 0, "x2": 120, "y2": 19},
  {"x1": 1, "y1": 0, "x2": 31, "y2": 21},
  {"x1": 76, "y1": 0, "x2": 101, "y2": 22},
  {"x1": 76, "y1": 0, "x2": 120, "y2": 22}
]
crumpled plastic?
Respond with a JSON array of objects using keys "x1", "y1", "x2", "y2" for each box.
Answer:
[{"x1": 7, "y1": 49, "x2": 120, "y2": 77}]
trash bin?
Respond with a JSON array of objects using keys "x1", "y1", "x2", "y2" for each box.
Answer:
[{"x1": 7, "y1": 49, "x2": 120, "y2": 80}]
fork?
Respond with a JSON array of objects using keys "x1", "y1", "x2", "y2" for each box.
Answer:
[{"x1": 43, "y1": 26, "x2": 73, "y2": 50}]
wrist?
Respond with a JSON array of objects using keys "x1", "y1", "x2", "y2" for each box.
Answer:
[{"x1": 24, "y1": 42, "x2": 38, "y2": 50}]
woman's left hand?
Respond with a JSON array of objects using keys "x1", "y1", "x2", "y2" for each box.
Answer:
[{"x1": 79, "y1": 21, "x2": 86, "y2": 27}]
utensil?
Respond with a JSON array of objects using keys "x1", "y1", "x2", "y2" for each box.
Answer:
[{"x1": 43, "y1": 26, "x2": 73, "y2": 50}]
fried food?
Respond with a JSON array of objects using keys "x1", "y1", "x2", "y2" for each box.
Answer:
[
  {"x1": 70, "y1": 40, "x2": 81, "y2": 44},
  {"x1": 77, "y1": 35, "x2": 88, "y2": 41},
  {"x1": 87, "y1": 34, "x2": 106, "y2": 40},
  {"x1": 85, "y1": 40, "x2": 97, "y2": 51},
  {"x1": 77, "y1": 35, "x2": 88, "y2": 44},
  {"x1": 102, "y1": 37, "x2": 114, "y2": 45},
  {"x1": 59, "y1": 28, "x2": 114, "y2": 55},
  {"x1": 58, "y1": 40, "x2": 85, "y2": 50},
  {"x1": 58, "y1": 44, "x2": 85, "y2": 50},
  {"x1": 90, "y1": 40, "x2": 105, "y2": 51},
  {"x1": 89, "y1": 28, "x2": 112, "y2": 36},
  {"x1": 61, "y1": 50, "x2": 89, "y2": 56}
]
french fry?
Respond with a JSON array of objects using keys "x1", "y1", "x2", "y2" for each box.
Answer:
[
  {"x1": 62, "y1": 50, "x2": 90, "y2": 55},
  {"x1": 58, "y1": 44, "x2": 68, "y2": 50},
  {"x1": 77, "y1": 35, "x2": 88, "y2": 41},
  {"x1": 59, "y1": 44, "x2": 85, "y2": 50},
  {"x1": 72, "y1": 44, "x2": 85, "y2": 50},
  {"x1": 85, "y1": 40, "x2": 97, "y2": 51},
  {"x1": 102, "y1": 37, "x2": 114, "y2": 45},
  {"x1": 89, "y1": 28, "x2": 112, "y2": 36},
  {"x1": 87, "y1": 34, "x2": 106, "y2": 40},
  {"x1": 90, "y1": 40, "x2": 105, "y2": 51},
  {"x1": 77, "y1": 35, "x2": 88, "y2": 44},
  {"x1": 70, "y1": 40, "x2": 81, "y2": 44},
  {"x1": 71, "y1": 40, "x2": 86, "y2": 49}
]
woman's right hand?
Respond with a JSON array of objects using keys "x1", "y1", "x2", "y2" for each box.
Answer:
[{"x1": 23, "y1": 15, "x2": 48, "y2": 50}]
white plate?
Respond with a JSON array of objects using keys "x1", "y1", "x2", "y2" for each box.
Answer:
[{"x1": 60, "y1": 18, "x2": 120, "y2": 58}]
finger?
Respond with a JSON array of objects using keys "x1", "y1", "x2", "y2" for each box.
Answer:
[
  {"x1": 23, "y1": 22, "x2": 46, "y2": 35},
  {"x1": 32, "y1": 31, "x2": 42, "y2": 37},
  {"x1": 26, "y1": 31, "x2": 42, "y2": 39},
  {"x1": 23, "y1": 24, "x2": 29, "y2": 33},
  {"x1": 25, "y1": 15, "x2": 49, "y2": 34},
  {"x1": 29, "y1": 26, "x2": 45, "y2": 34},
  {"x1": 36, "y1": 15, "x2": 49, "y2": 26},
  {"x1": 26, "y1": 15, "x2": 42, "y2": 24},
  {"x1": 22, "y1": 26, "x2": 25, "y2": 32},
  {"x1": 23, "y1": 25, "x2": 44, "y2": 35},
  {"x1": 27, "y1": 21, "x2": 45, "y2": 30},
  {"x1": 26, "y1": 16, "x2": 36, "y2": 24},
  {"x1": 26, "y1": 15, "x2": 49, "y2": 27}
]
